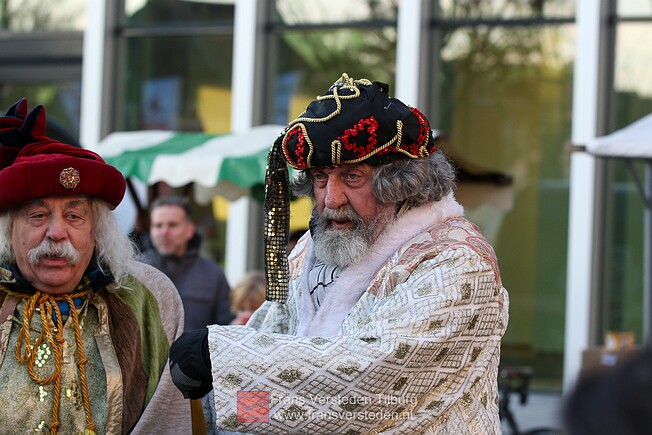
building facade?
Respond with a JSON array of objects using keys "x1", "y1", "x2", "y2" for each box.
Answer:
[{"x1": 1, "y1": 0, "x2": 651, "y2": 391}]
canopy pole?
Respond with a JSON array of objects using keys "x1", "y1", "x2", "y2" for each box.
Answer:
[
  {"x1": 625, "y1": 160, "x2": 652, "y2": 208},
  {"x1": 644, "y1": 162, "x2": 652, "y2": 345},
  {"x1": 126, "y1": 178, "x2": 144, "y2": 213}
]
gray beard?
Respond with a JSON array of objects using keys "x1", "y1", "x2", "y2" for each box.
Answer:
[{"x1": 312, "y1": 206, "x2": 393, "y2": 268}]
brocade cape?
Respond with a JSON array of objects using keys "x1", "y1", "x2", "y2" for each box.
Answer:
[{"x1": 207, "y1": 195, "x2": 509, "y2": 434}]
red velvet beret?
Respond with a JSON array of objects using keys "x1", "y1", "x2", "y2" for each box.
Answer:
[{"x1": 0, "y1": 99, "x2": 126, "y2": 210}]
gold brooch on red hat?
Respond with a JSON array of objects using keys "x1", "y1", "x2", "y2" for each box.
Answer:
[{"x1": 59, "y1": 167, "x2": 80, "y2": 189}]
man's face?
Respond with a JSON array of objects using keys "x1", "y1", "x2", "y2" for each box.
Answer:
[
  {"x1": 11, "y1": 196, "x2": 95, "y2": 295},
  {"x1": 311, "y1": 164, "x2": 395, "y2": 267},
  {"x1": 149, "y1": 204, "x2": 194, "y2": 256}
]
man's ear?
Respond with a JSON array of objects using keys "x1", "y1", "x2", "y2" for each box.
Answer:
[{"x1": 185, "y1": 221, "x2": 196, "y2": 241}]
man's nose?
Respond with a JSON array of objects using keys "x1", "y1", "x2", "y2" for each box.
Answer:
[
  {"x1": 324, "y1": 179, "x2": 347, "y2": 209},
  {"x1": 45, "y1": 215, "x2": 67, "y2": 240}
]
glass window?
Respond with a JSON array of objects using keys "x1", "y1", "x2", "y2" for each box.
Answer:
[
  {"x1": 0, "y1": 33, "x2": 83, "y2": 144},
  {"x1": 117, "y1": 34, "x2": 233, "y2": 133},
  {"x1": 266, "y1": 28, "x2": 397, "y2": 124},
  {"x1": 436, "y1": 0, "x2": 575, "y2": 19},
  {"x1": 601, "y1": 160, "x2": 646, "y2": 335},
  {"x1": 430, "y1": 14, "x2": 576, "y2": 390},
  {"x1": 124, "y1": 0, "x2": 234, "y2": 26},
  {"x1": 0, "y1": 81, "x2": 82, "y2": 143},
  {"x1": 265, "y1": 0, "x2": 397, "y2": 125},
  {"x1": 114, "y1": 2, "x2": 236, "y2": 269},
  {"x1": 272, "y1": 0, "x2": 397, "y2": 24},
  {"x1": 618, "y1": 0, "x2": 652, "y2": 16},
  {"x1": 0, "y1": 0, "x2": 86, "y2": 31},
  {"x1": 601, "y1": 19, "x2": 652, "y2": 344}
]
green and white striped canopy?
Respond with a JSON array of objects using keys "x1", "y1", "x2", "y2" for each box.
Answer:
[{"x1": 92, "y1": 124, "x2": 285, "y2": 204}]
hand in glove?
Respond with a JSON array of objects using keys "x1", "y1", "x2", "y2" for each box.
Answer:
[{"x1": 169, "y1": 328, "x2": 213, "y2": 399}]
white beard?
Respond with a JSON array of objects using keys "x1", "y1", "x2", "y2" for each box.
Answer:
[
  {"x1": 312, "y1": 205, "x2": 394, "y2": 268},
  {"x1": 313, "y1": 227, "x2": 368, "y2": 268}
]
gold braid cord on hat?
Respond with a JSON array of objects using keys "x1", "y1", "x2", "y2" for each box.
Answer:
[
  {"x1": 11, "y1": 289, "x2": 96, "y2": 435},
  {"x1": 264, "y1": 137, "x2": 290, "y2": 303}
]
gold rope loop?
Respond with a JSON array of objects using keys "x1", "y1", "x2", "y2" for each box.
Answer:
[
  {"x1": 66, "y1": 293, "x2": 97, "y2": 433},
  {"x1": 11, "y1": 289, "x2": 95, "y2": 434}
]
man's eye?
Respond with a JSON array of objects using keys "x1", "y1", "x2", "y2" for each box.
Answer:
[{"x1": 312, "y1": 174, "x2": 329, "y2": 186}]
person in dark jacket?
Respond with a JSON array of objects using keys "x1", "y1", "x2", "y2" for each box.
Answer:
[{"x1": 139, "y1": 195, "x2": 234, "y2": 329}]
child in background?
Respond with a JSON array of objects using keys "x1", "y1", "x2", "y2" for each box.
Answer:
[{"x1": 229, "y1": 270, "x2": 266, "y2": 325}]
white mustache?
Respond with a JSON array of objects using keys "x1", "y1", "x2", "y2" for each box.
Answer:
[
  {"x1": 27, "y1": 239, "x2": 80, "y2": 266},
  {"x1": 320, "y1": 206, "x2": 362, "y2": 225}
]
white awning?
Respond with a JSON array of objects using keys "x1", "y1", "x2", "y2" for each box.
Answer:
[
  {"x1": 91, "y1": 124, "x2": 285, "y2": 204},
  {"x1": 585, "y1": 113, "x2": 652, "y2": 159}
]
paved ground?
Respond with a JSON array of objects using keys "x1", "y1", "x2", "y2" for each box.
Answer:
[{"x1": 501, "y1": 391, "x2": 565, "y2": 434}]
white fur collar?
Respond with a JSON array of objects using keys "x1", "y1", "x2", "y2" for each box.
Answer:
[{"x1": 296, "y1": 193, "x2": 464, "y2": 337}]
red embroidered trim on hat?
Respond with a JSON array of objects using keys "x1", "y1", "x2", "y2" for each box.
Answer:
[
  {"x1": 283, "y1": 125, "x2": 309, "y2": 169},
  {"x1": 405, "y1": 107, "x2": 433, "y2": 157},
  {"x1": 339, "y1": 116, "x2": 384, "y2": 158}
]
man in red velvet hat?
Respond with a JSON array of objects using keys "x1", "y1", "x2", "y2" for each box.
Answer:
[
  {"x1": 170, "y1": 74, "x2": 509, "y2": 434},
  {"x1": 0, "y1": 99, "x2": 192, "y2": 434}
]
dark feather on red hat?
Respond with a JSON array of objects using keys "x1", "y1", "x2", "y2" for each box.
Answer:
[
  {"x1": 0, "y1": 98, "x2": 30, "y2": 169},
  {"x1": 0, "y1": 99, "x2": 126, "y2": 210}
]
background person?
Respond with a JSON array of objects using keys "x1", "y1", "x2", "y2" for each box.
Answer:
[
  {"x1": 0, "y1": 98, "x2": 191, "y2": 434},
  {"x1": 139, "y1": 195, "x2": 234, "y2": 329},
  {"x1": 562, "y1": 347, "x2": 652, "y2": 435},
  {"x1": 229, "y1": 270, "x2": 266, "y2": 325},
  {"x1": 169, "y1": 74, "x2": 509, "y2": 433}
]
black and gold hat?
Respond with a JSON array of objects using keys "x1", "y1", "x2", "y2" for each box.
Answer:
[
  {"x1": 281, "y1": 74, "x2": 436, "y2": 169},
  {"x1": 264, "y1": 73, "x2": 441, "y2": 303}
]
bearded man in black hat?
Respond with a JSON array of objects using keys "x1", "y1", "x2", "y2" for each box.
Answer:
[{"x1": 170, "y1": 74, "x2": 509, "y2": 434}]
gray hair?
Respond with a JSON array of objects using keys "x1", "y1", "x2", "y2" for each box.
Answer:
[
  {"x1": 291, "y1": 151, "x2": 457, "y2": 208},
  {"x1": 0, "y1": 198, "x2": 136, "y2": 288}
]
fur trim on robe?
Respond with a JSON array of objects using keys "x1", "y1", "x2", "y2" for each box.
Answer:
[{"x1": 296, "y1": 193, "x2": 465, "y2": 336}]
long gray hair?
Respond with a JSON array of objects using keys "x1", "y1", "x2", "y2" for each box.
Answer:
[
  {"x1": 0, "y1": 198, "x2": 136, "y2": 287},
  {"x1": 291, "y1": 151, "x2": 457, "y2": 208}
]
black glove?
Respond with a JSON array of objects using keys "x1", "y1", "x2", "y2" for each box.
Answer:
[{"x1": 169, "y1": 328, "x2": 213, "y2": 399}]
